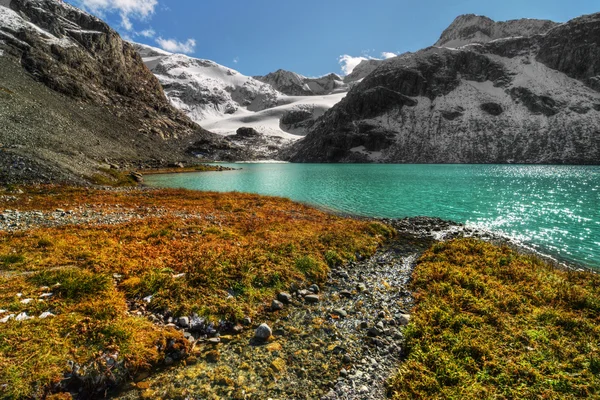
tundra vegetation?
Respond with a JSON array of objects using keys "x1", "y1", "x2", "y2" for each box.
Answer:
[{"x1": 0, "y1": 187, "x2": 391, "y2": 398}]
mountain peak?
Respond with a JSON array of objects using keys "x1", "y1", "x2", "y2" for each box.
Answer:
[{"x1": 435, "y1": 14, "x2": 559, "y2": 48}]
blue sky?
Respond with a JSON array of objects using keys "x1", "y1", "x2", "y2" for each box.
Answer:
[{"x1": 68, "y1": 0, "x2": 599, "y2": 77}]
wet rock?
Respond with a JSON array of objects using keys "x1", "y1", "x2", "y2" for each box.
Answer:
[
  {"x1": 308, "y1": 284, "x2": 320, "y2": 294},
  {"x1": 367, "y1": 327, "x2": 382, "y2": 337},
  {"x1": 189, "y1": 315, "x2": 206, "y2": 333},
  {"x1": 305, "y1": 294, "x2": 320, "y2": 304},
  {"x1": 177, "y1": 316, "x2": 190, "y2": 328},
  {"x1": 339, "y1": 290, "x2": 353, "y2": 298},
  {"x1": 207, "y1": 337, "x2": 221, "y2": 345},
  {"x1": 271, "y1": 299, "x2": 284, "y2": 311},
  {"x1": 255, "y1": 323, "x2": 272, "y2": 340},
  {"x1": 277, "y1": 292, "x2": 292, "y2": 304},
  {"x1": 332, "y1": 308, "x2": 348, "y2": 318},
  {"x1": 242, "y1": 316, "x2": 252, "y2": 325},
  {"x1": 357, "y1": 283, "x2": 367, "y2": 292},
  {"x1": 297, "y1": 289, "x2": 309, "y2": 297}
]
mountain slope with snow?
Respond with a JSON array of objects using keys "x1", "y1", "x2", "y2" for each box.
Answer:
[
  {"x1": 254, "y1": 69, "x2": 349, "y2": 96},
  {"x1": 287, "y1": 12, "x2": 600, "y2": 164},
  {"x1": 134, "y1": 43, "x2": 347, "y2": 146}
]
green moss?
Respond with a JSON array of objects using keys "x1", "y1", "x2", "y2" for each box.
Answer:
[{"x1": 389, "y1": 239, "x2": 600, "y2": 399}]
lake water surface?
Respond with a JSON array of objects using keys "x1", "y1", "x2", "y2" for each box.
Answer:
[{"x1": 146, "y1": 164, "x2": 600, "y2": 268}]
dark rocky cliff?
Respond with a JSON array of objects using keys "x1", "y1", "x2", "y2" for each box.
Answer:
[
  {"x1": 286, "y1": 13, "x2": 600, "y2": 164},
  {"x1": 0, "y1": 0, "x2": 237, "y2": 184}
]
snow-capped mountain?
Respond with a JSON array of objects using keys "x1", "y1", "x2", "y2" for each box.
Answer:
[
  {"x1": 134, "y1": 43, "x2": 347, "y2": 144},
  {"x1": 133, "y1": 43, "x2": 280, "y2": 121},
  {"x1": 287, "y1": 13, "x2": 600, "y2": 164},
  {"x1": 254, "y1": 69, "x2": 348, "y2": 96}
]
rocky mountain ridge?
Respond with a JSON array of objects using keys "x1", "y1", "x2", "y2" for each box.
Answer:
[
  {"x1": 0, "y1": 0, "x2": 243, "y2": 184},
  {"x1": 287, "y1": 12, "x2": 600, "y2": 164},
  {"x1": 435, "y1": 14, "x2": 559, "y2": 48},
  {"x1": 254, "y1": 69, "x2": 348, "y2": 96}
]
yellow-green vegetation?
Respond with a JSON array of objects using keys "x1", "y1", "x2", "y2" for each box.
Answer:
[
  {"x1": 0, "y1": 187, "x2": 391, "y2": 398},
  {"x1": 90, "y1": 168, "x2": 138, "y2": 187},
  {"x1": 390, "y1": 239, "x2": 600, "y2": 399}
]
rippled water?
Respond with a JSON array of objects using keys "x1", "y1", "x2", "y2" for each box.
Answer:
[{"x1": 146, "y1": 164, "x2": 600, "y2": 268}]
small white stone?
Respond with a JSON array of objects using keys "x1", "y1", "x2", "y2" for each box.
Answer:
[
  {"x1": 39, "y1": 293, "x2": 53, "y2": 298},
  {"x1": 172, "y1": 273, "x2": 185, "y2": 279},
  {"x1": 143, "y1": 295, "x2": 153, "y2": 303},
  {"x1": 20, "y1": 298, "x2": 33, "y2": 304},
  {"x1": 39, "y1": 311, "x2": 55, "y2": 319},
  {"x1": 0, "y1": 314, "x2": 15, "y2": 323},
  {"x1": 16, "y1": 293, "x2": 23, "y2": 298},
  {"x1": 15, "y1": 312, "x2": 33, "y2": 321}
]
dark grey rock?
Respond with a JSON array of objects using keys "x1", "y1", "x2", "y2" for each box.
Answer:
[
  {"x1": 277, "y1": 292, "x2": 292, "y2": 304},
  {"x1": 177, "y1": 316, "x2": 189, "y2": 328},
  {"x1": 271, "y1": 299, "x2": 284, "y2": 311},
  {"x1": 305, "y1": 294, "x2": 320, "y2": 304}
]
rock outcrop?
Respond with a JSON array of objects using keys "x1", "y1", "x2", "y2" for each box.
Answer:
[
  {"x1": 287, "y1": 13, "x2": 600, "y2": 164},
  {"x1": 0, "y1": 0, "x2": 238, "y2": 184},
  {"x1": 435, "y1": 14, "x2": 559, "y2": 48}
]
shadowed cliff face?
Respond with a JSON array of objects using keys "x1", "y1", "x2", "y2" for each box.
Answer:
[
  {"x1": 286, "y1": 13, "x2": 600, "y2": 164},
  {"x1": 0, "y1": 0, "x2": 241, "y2": 184},
  {"x1": 536, "y1": 13, "x2": 600, "y2": 91}
]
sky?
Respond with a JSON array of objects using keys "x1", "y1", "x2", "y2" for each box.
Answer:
[{"x1": 67, "y1": 0, "x2": 599, "y2": 77}]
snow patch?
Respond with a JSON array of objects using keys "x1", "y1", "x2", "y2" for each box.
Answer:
[{"x1": 0, "y1": 5, "x2": 75, "y2": 48}]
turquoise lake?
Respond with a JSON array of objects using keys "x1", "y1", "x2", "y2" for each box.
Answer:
[{"x1": 146, "y1": 164, "x2": 600, "y2": 269}]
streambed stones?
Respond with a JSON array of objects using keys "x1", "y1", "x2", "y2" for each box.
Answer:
[{"x1": 255, "y1": 323, "x2": 272, "y2": 340}]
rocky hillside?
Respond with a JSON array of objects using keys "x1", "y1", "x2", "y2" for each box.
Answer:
[
  {"x1": 435, "y1": 14, "x2": 559, "y2": 48},
  {"x1": 0, "y1": 0, "x2": 238, "y2": 184},
  {"x1": 287, "y1": 12, "x2": 600, "y2": 164}
]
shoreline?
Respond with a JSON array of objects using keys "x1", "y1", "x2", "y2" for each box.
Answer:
[{"x1": 0, "y1": 186, "x2": 598, "y2": 399}]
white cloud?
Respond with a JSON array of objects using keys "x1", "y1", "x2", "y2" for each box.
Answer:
[
  {"x1": 233, "y1": 57, "x2": 239, "y2": 64},
  {"x1": 138, "y1": 28, "x2": 155, "y2": 38},
  {"x1": 338, "y1": 55, "x2": 371, "y2": 76},
  {"x1": 338, "y1": 51, "x2": 399, "y2": 75},
  {"x1": 155, "y1": 37, "x2": 196, "y2": 54},
  {"x1": 120, "y1": 13, "x2": 133, "y2": 30},
  {"x1": 76, "y1": 0, "x2": 158, "y2": 30}
]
